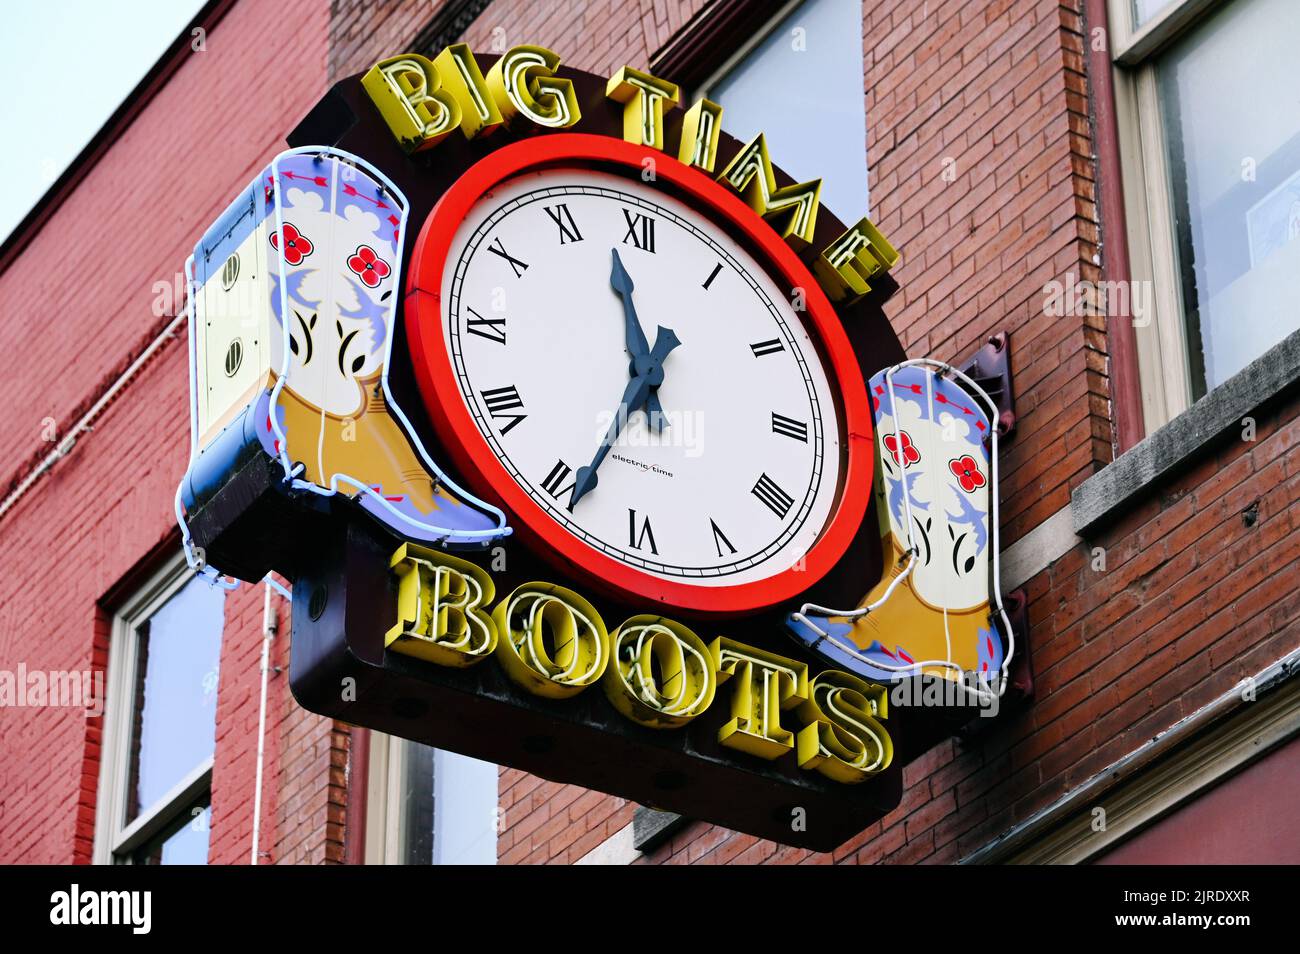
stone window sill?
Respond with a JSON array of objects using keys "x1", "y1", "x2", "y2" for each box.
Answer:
[{"x1": 1072, "y1": 326, "x2": 1300, "y2": 535}]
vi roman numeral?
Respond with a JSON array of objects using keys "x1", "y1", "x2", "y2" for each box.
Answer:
[
  {"x1": 628, "y1": 509, "x2": 659, "y2": 554},
  {"x1": 621, "y1": 208, "x2": 656, "y2": 252},
  {"x1": 487, "y1": 237, "x2": 528, "y2": 278},
  {"x1": 771, "y1": 412, "x2": 808, "y2": 442},
  {"x1": 465, "y1": 306, "x2": 506, "y2": 344},
  {"x1": 479, "y1": 385, "x2": 527, "y2": 434},
  {"x1": 751, "y1": 473, "x2": 795, "y2": 519},
  {"x1": 543, "y1": 203, "x2": 583, "y2": 244}
]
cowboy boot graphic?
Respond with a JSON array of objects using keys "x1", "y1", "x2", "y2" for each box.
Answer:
[
  {"x1": 179, "y1": 148, "x2": 508, "y2": 566},
  {"x1": 790, "y1": 364, "x2": 1005, "y2": 688}
]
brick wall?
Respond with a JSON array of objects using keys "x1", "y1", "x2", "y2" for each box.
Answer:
[
  {"x1": 498, "y1": 771, "x2": 635, "y2": 864},
  {"x1": 0, "y1": 0, "x2": 347, "y2": 865},
  {"x1": 330, "y1": 0, "x2": 713, "y2": 84}
]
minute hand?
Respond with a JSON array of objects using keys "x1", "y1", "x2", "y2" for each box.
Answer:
[{"x1": 569, "y1": 326, "x2": 681, "y2": 510}]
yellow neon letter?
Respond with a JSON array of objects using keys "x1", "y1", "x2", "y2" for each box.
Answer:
[
  {"x1": 433, "y1": 43, "x2": 504, "y2": 139},
  {"x1": 361, "y1": 53, "x2": 461, "y2": 153},
  {"x1": 814, "y1": 216, "x2": 900, "y2": 303},
  {"x1": 492, "y1": 583, "x2": 608, "y2": 699},
  {"x1": 710, "y1": 638, "x2": 809, "y2": 759},
  {"x1": 717, "y1": 134, "x2": 822, "y2": 248},
  {"x1": 606, "y1": 66, "x2": 680, "y2": 151},
  {"x1": 796, "y1": 670, "x2": 893, "y2": 783},
  {"x1": 486, "y1": 45, "x2": 581, "y2": 129},
  {"x1": 385, "y1": 543, "x2": 496, "y2": 666},
  {"x1": 603, "y1": 616, "x2": 716, "y2": 729},
  {"x1": 677, "y1": 98, "x2": 722, "y2": 173}
]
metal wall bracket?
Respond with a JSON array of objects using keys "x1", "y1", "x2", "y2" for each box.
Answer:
[{"x1": 956, "y1": 332, "x2": 1016, "y2": 437}]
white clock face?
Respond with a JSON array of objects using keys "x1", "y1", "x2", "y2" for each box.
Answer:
[{"x1": 439, "y1": 167, "x2": 844, "y2": 588}]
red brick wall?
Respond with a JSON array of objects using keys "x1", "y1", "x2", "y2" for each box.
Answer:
[
  {"x1": 498, "y1": 772, "x2": 634, "y2": 864},
  {"x1": 330, "y1": 0, "x2": 713, "y2": 83},
  {"x1": 0, "y1": 0, "x2": 347, "y2": 865}
]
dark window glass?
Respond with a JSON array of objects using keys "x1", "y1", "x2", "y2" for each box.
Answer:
[{"x1": 400, "y1": 743, "x2": 437, "y2": 865}]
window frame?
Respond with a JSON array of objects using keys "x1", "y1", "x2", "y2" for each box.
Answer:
[
  {"x1": 92, "y1": 553, "x2": 216, "y2": 865},
  {"x1": 1107, "y1": 0, "x2": 1233, "y2": 428},
  {"x1": 692, "y1": 0, "x2": 806, "y2": 102},
  {"x1": 364, "y1": 733, "x2": 498, "y2": 865},
  {"x1": 691, "y1": 0, "x2": 872, "y2": 222}
]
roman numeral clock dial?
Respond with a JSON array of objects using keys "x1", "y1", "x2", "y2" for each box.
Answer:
[{"x1": 407, "y1": 144, "x2": 872, "y2": 616}]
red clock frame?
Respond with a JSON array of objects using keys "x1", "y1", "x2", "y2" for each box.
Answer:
[{"x1": 406, "y1": 133, "x2": 873, "y2": 617}]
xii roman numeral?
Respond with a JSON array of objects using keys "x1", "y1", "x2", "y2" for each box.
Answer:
[
  {"x1": 771, "y1": 412, "x2": 808, "y2": 442},
  {"x1": 628, "y1": 509, "x2": 658, "y2": 554},
  {"x1": 543, "y1": 203, "x2": 583, "y2": 244},
  {"x1": 751, "y1": 473, "x2": 794, "y2": 519},
  {"x1": 479, "y1": 385, "x2": 527, "y2": 434},
  {"x1": 750, "y1": 338, "x2": 785, "y2": 357},
  {"x1": 621, "y1": 209, "x2": 656, "y2": 252},
  {"x1": 487, "y1": 237, "x2": 528, "y2": 278},
  {"x1": 465, "y1": 306, "x2": 506, "y2": 344}
]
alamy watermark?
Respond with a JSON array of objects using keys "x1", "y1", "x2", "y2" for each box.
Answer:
[
  {"x1": 594, "y1": 406, "x2": 705, "y2": 457},
  {"x1": 50, "y1": 885, "x2": 151, "y2": 934},
  {"x1": 1043, "y1": 271, "x2": 1151, "y2": 327},
  {"x1": 890, "y1": 671, "x2": 1001, "y2": 718},
  {"x1": 0, "y1": 665, "x2": 104, "y2": 717}
]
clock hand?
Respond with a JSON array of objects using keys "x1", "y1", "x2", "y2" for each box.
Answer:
[
  {"x1": 569, "y1": 375, "x2": 651, "y2": 511},
  {"x1": 610, "y1": 248, "x2": 649, "y2": 358},
  {"x1": 610, "y1": 248, "x2": 669, "y2": 432},
  {"x1": 569, "y1": 325, "x2": 681, "y2": 510},
  {"x1": 644, "y1": 325, "x2": 681, "y2": 369}
]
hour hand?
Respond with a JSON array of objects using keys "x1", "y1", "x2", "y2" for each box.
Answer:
[
  {"x1": 644, "y1": 391, "x2": 668, "y2": 432},
  {"x1": 644, "y1": 328, "x2": 681, "y2": 429}
]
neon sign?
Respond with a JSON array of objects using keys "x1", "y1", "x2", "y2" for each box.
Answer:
[{"x1": 173, "y1": 40, "x2": 1015, "y2": 850}]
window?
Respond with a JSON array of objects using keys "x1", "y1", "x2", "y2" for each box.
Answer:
[
  {"x1": 1111, "y1": 0, "x2": 1300, "y2": 426},
  {"x1": 698, "y1": 0, "x2": 870, "y2": 218},
  {"x1": 94, "y1": 556, "x2": 224, "y2": 864},
  {"x1": 365, "y1": 734, "x2": 498, "y2": 864}
]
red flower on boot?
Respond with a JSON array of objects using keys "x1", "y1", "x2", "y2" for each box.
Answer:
[
  {"x1": 348, "y1": 245, "x2": 391, "y2": 287},
  {"x1": 269, "y1": 223, "x2": 313, "y2": 265},
  {"x1": 883, "y1": 430, "x2": 920, "y2": 467},
  {"x1": 949, "y1": 455, "x2": 986, "y2": 493}
]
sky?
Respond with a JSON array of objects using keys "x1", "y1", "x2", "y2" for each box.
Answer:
[{"x1": 0, "y1": 0, "x2": 206, "y2": 246}]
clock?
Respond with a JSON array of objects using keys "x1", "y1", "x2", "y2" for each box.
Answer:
[{"x1": 407, "y1": 134, "x2": 872, "y2": 615}]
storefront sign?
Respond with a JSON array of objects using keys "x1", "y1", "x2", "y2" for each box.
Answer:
[{"x1": 175, "y1": 42, "x2": 1010, "y2": 850}]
